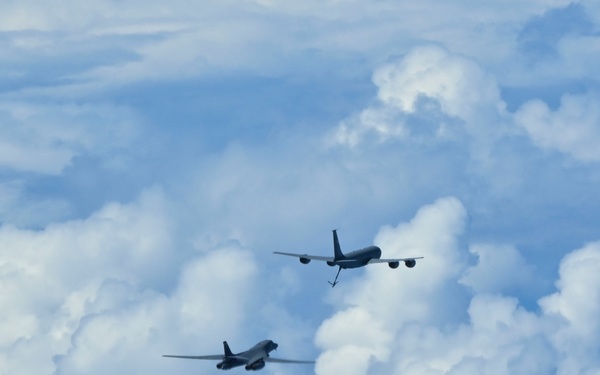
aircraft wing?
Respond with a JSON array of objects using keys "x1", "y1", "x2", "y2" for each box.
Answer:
[
  {"x1": 162, "y1": 354, "x2": 224, "y2": 360},
  {"x1": 368, "y1": 256, "x2": 424, "y2": 264},
  {"x1": 265, "y1": 357, "x2": 315, "y2": 364},
  {"x1": 273, "y1": 252, "x2": 334, "y2": 262}
]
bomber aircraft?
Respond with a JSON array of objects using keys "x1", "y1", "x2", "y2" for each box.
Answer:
[
  {"x1": 163, "y1": 339, "x2": 314, "y2": 371},
  {"x1": 274, "y1": 229, "x2": 423, "y2": 287}
]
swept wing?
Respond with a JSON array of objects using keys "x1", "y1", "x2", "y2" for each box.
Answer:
[
  {"x1": 368, "y1": 256, "x2": 424, "y2": 264},
  {"x1": 273, "y1": 252, "x2": 333, "y2": 262},
  {"x1": 266, "y1": 358, "x2": 315, "y2": 364},
  {"x1": 162, "y1": 354, "x2": 224, "y2": 360}
]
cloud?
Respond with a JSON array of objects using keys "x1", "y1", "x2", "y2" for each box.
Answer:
[
  {"x1": 0, "y1": 180, "x2": 73, "y2": 228},
  {"x1": 373, "y1": 46, "x2": 502, "y2": 121},
  {"x1": 0, "y1": 0, "x2": 575, "y2": 95},
  {"x1": 315, "y1": 197, "x2": 468, "y2": 374},
  {"x1": 2, "y1": 2, "x2": 600, "y2": 375},
  {"x1": 515, "y1": 91, "x2": 600, "y2": 162},
  {"x1": 54, "y1": 247, "x2": 259, "y2": 375},
  {"x1": 331, "y1": 45, "x2": 506, "y2": 153},
  {"x1": 539, "y1": 241, "x2": 600, "y2": 373},
  {"x1": 0, "y1": 188, "x2": 173, "y2": 322},
  {"x1": 315, "y1": 198, "x2": 600, "y2": 375},
  {"x1": 0, "y1": 189, "x2": 166, "y2": 373},
  {"x1": 517, "y1": 3, "x2": 593, "y2": 60},
  {"x1": 459, "y1": 244, "x2": 537, "y2": 295},
  {"x1": 0, "y1": 186, "x2": 263, "y2": 375},
  {"x1": 0, "y1": 102, "x2": 140, "y2": 174}
]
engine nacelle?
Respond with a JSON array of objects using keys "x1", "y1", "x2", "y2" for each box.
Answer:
[
  {"x1": 217, "y1": 362, "x2": 232, "y2": 370},
  {"x1": 245, "y1": 359, "x2": 265, "y2": 371},
  {"x1": 299, "y1": 257, "x2": 311, "y2": 264},
  {"x1": 388, "y1": 261, "x2": 399, "y2": 269},
  {"x1": 326, "y1": 261, "x2": 336, "y2": 267},
  {"x1": 404, "y1": 259, "x2": 416, "y2": 268}
]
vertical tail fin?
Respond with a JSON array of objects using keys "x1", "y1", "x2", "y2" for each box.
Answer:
[
  {"x1": 332, "y1": 229, "x2": 344, "y2": 260},
  {"x1": 223, "y1": 341, "x2": 234, "y2": 357}
]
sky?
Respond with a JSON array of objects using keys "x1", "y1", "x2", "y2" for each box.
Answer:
[{"x1": 2, "y1": 1, "x2": 600, "y2": 374}]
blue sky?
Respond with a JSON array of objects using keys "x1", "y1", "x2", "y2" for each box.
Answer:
[{"x1": 2, "y1": 1, "x2": 600, "y2": 374}]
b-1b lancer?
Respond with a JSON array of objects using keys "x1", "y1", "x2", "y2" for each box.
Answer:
[
  {"x1": 163, "y1": 340, "x2": 314, "y2": 371},
  {"x1": 274, "y1": 229, "x2": 423, "y2": 287}
]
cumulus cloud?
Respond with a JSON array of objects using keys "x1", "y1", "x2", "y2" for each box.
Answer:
[
  {"x1": 331, "y1": 45, "x2": 507, "y2": 160},
  {"x1": 459, "y1": 244, "x2": 536, "y2": 295},
  {"x1": 54, "y1": 247, "x2": 259, "y2": 375},
  {"x1": 0, "y1": 188, "x2": 261, "y2": 375},
  {"x1": 315, "y1": 197, "x2": 468, "y2": 374},
  {"x1": 515, "y1": 91, "x2": 600, "y2": 162},
  {"x1": 315, "y1": 198, "x2": 600, "y2": 375},
  {"x1": 2, "y1": 2, "x2": 600, "y2": 375},
  {"x1": 373, "y1": 46, "x2": 502, "y2": 121},
  {"x1": 539, "y1": 241, "x2": 600, "y2": 373}
]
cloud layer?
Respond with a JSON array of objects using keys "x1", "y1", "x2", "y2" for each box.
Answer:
[
  {"x1": 315, "y1": 198, "x2": 600, "y2": 375},
  {"x1": 2, "y1": 1, "x2": 600, "y2": 375},
  {"x1": 0, "y1": 189, "x2": 261, "y2": 374}
]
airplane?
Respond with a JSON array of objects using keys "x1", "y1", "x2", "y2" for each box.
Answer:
[
  {"x1": 274, "y1": 229, "x2": 423, "y2": 287},
  {"x1": 162, "y1": 339, "x2": 314, "y2": 371}
]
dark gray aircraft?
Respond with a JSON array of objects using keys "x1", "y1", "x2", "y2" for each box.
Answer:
[
  {"x1": 163, "y1": 340, "x2": 314, "y2": 371},
  {"x1": 274, "y1": 229, "x2": 423, "y2": 286}
]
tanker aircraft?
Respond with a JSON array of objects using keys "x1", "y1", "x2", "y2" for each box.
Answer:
[
  {"x1": 163, "y1": 340, "x2": 314, "y2": 371},
  {"x1": 274, "y1": 229, "x2": 423, "y2": 287}
]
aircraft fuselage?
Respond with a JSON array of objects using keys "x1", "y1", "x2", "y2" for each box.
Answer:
[
  {"x1": 329, "y1": 245, "x2": 382, "y2": 269},
  {"x1": 217, "y1": 340, "x2": 277, "y2": 371}
]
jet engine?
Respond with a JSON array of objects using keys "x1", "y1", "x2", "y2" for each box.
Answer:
[
  {"x1": 388, "y1": 261, "x2": 399, "y2": 269},
  {"x1": 326, "y1": 261, "x2": 335, "y2": 267},
  {"x1": 216, "y1": 362, "x2": 232, "y2": 370},
  {"x1": 404, "y1": 259, "x2": 416, "y2": 268},
  {"x1": 299, "y1": 257, "x2": 311, "y2": 264},
  {"x1": 245, "y1": 359, "x2": 265, "y2": 371}
]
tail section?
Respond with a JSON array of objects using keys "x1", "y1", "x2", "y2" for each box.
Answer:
[
  {"x1": 223, "y1": 341, "x2": 234, "y2": 357},
  {"x1": 332, "y1": 229, "x2": 345, "y2": 260}
]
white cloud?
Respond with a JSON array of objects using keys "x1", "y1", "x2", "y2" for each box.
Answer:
[
  {"x1": 334, "y1": 106, "x2": 409, "y2": 148},
  {"x1": 55, "y1": 247, "x2": 259, "y2": 375},
  {"x1": 315, "y1": 197, "x2": 468, "y2": 375},
  {"x1": 0, "y1": 0, "x2": 576, "y2": 93},
  {"x1": 2, "y1": 2, "x2": 600, "y2": 375},
  {"x1": 515, "y1": 91, "x2": 600, "y2": 162},
  {"x1": 459, "y1": 244, "x2": 536, "y2": 295},
  {"x1": 0, "y1": 189, "x2": 168, "y2": 371},
  {"x1": 315, "y1": 198, "x2": 600, "y2": 375},
  {"x1": 539, "y1": 241, "x2": 600, "y2": 374},
  {"x1": 331, "y1": 46, "x2": 507, "y2": 150},
  {"x1": 0, "y1": 187, "x2": 262, "y2": 375},
  {"x1": 373, "y1": 46, "x2": 502, "y2": 120}
]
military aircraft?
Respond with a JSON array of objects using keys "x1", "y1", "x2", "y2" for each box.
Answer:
[
  {"x1": 163, "y1": 340, "x2": 314, "y2": 371},
  {"x1": 274, "y1": 229, "x2": 423, "y2": 287}
]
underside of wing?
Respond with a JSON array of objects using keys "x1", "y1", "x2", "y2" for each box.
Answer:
[
  {"x1": 273, "y1": 252, "x2": 333, "y2": 262},
  {"x1": 368, "y1": 256, "x2": 424, "y2": 264},
  {"x1": 162, "y1": 354, "x2": 224, "y2": 360},
  {"x1": 265, "y1": 357, "x2": 316, "y2": 364}
]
